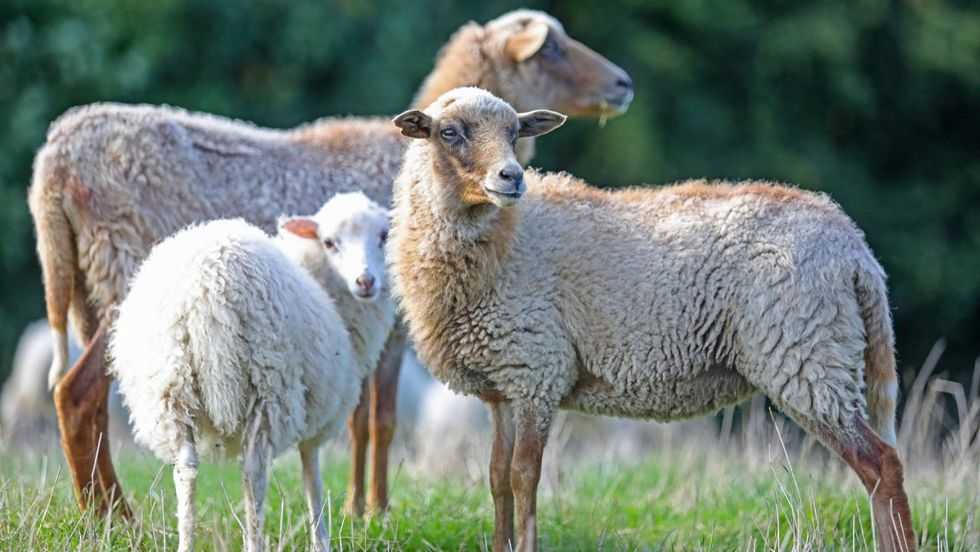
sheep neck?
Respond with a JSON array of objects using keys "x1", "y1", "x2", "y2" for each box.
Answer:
[
  {"x1": 285, "y1": 242, "x2": 389, "y2": 375},
  {"x1": 392, "y1": 150, "x2": 518, "y2": 373}
]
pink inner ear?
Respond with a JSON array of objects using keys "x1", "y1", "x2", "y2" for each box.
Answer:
[{"x1": 282, "y1": 218, "x2": 319, "y2": 239}]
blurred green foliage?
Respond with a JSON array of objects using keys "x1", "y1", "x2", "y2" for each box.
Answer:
[{"x1": 1, "y1": 0, "x2": 978, "y2": 382}]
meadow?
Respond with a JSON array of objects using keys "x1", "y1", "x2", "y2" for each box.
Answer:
[
  {"x1": 1, "y1": 351, "x2": 976, "y2": 551},
  {"x1": 1, "y1": 3, "x2": 977, "y2": 551}
]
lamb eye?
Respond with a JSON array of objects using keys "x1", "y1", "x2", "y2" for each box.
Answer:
[
  {"x1": 323, "y1": 238, "x2": 336, "y2": 250},
  {"x1": 440, "y1": 128, "x2": 458, "y2": 141},
  {"x1": 379, "y1": 230, "x2": 389, "y2": 245}
]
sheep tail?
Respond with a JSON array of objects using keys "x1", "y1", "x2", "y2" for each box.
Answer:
[
  {"x1": 28, "y1": 148, "x2": 77, "y2": 390},
  {"x1": 854, "y1": 263, "x2": 899, "y2": 447}
]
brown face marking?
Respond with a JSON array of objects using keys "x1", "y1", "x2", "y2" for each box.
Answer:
[
  {"x1": 513, "y1": 20, "x2": 631, "y2": 118},
  {"x1": 429, "y1": 101, "x2": 524, "y2": 208}
]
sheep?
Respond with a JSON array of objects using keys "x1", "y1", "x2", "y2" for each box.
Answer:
[
  {"x1": 0, "y1": 320, "x2": 130, "y2": 445},
  {"x1": 28, "y1": 8, "x2": 633, "y2": 515},
  {"x1": 108, "y1": 192, "x2": 395, "y2": 552},
  {"x1": 388, "y1": 87, "x2": 915, "y2": 552}
]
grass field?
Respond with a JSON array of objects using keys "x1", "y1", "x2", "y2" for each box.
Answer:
[
  {"x1": 1, "y1": 354, "x2": 977, "y2": 550},
  {"x1": 1, "y1": 425, "x2": 976, "y2": 550}
]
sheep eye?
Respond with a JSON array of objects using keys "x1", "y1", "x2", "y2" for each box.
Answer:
[
  {"x1": 323, "y1": 238, "x2": 336, "y2": 250},
  {"x1": 379, "y1": 229, "x2": 389, "y2": 245},
  {"x1": 440, "y1": 128, "x2": 458, "y2": 141},
  {"x1": 539, "y1": 37, "x2": 562, "y2": 61}
]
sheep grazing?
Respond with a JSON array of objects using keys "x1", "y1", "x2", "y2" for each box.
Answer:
[
  {"x1": 389, "y1": 87, "x2": 915, "y2": 552},
  {"x1": 28, "y1": 8, "x2": 632, "y2": 515},
  {"x1": 109, "y1": 193, "x2": 394, "y2": 552}
]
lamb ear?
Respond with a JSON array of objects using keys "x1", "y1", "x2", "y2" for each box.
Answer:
[
  {"x1": 506, "y1": 20, "x2": 550, "y2": 62},
  {"x1": 280, "y1": 217, "x2": 319, "y2": 240},
  {"x1": 518, "y1": 110, "x2": 567, "y2": 137},
  {"x1": 393, "y1": 110, "x2": 433, "y2": 139}
]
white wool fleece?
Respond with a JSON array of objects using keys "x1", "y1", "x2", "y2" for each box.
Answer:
[{"x1": 110, "y1": 219, "x2": 361, "y2": 462}]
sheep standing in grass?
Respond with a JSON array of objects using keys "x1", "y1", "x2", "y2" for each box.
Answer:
[
  {"x1": 29, "y1": 9, "x2": 633, "y2": 514},
  {"x1": 110, "y1": 193, "x2": 394, "y2": 552},
  {"x1": 388, "y1": 88, "x2": 915, "y2": 552}
]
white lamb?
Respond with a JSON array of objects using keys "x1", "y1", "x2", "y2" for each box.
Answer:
[{"x1": 109, "y1": 192, "x2": 394, "y2": 552}]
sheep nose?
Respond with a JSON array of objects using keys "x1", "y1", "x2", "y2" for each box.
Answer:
[
  {"x1": 356, "y1": 273, "x2": 375, "y2": 292},
  {"x1": 616, "y1": 75, "x2": 633, "y2": 90},
  {"x1": 498, "y1": 165, "x2": 523, "y2": 183}
]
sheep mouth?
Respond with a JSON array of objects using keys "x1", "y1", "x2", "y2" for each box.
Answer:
[
  {"x1": 607, "y1": 93, "x2": 633, "y2": 113},
  {"x1": 573, "y1": 92, "x2": 632, "y2": 118},
  {"x1": 598, "y1": 91, "x2": 633, "y2": 115},
  {"x1": 485, "y1": 188, "x2": 523, "y2": 199},
  {"x1": 354, "y1": 289, "x2": 380, "y2": 301},
  {"x1": 484, "y1": 187, "x2": 524, "y2": 206}
]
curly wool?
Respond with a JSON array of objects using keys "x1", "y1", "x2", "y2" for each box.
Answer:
[
  {"x1": 109, "y1": 216, "x2": 390, "y2": 462},
  {"x1": 28, "y1": 10, "x2": 622, "y2": 349},
  {"x1": 391, "y1": 122, "x2": 898, "y2": 446}
]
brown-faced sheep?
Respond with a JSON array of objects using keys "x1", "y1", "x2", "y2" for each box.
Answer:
[
  {"x1": 388, "y1": 87, "x2": 914, "y2": 552},
  {"x1": 28, "y1": 9, "x2": 632, "y2": 515}
]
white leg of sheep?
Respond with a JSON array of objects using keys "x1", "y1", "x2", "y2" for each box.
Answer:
[
  {"x1": 242, "y1": 414, "x2": 270, "y2": 552},
  {"x1": 488, "y1": 401, "x2": 516, "y2": 552},
  {"x1": 174, "y1": 424, "x2": 198, "y2": 552},
  {"x1": 300, "y1": 442, "x2": 330, "y2": 552}
]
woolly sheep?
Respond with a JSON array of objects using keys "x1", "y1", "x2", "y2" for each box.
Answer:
[
  {"x1": 389, "y1": 88, "x2": 914, "y2": 552},
  {"x1": 28, "y1": 9, "x2": 632, "y2": 514},
  {"x1": 109, "y1": 193, "x2": 394, "y2": 552}
]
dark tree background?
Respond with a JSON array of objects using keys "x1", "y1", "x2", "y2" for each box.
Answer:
[{"x1": 1, "y1": 0, "x2": 978, "y2": 385}]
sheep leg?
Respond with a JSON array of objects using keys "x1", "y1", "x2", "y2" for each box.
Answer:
[
  {"x1": 368, "y1": 328, "x2": 405, "y2": 513},
  {"x1": 511, "y1": 403, "x2": 551, "y2": 552},
  {"x1": 53, "y1": 322, "x2": 130, "y2": 517},
  {"x1": 174, "y1": 424, "x2": 198, "y2": 552},
  {"x1": 821, "y1": 416, "x2": 916, "y2": 552},
  {"x1": 300, "y1": 441, "x2": 329, "y2": 552},
  {"x1": 488, "y1": 401, "x2": 516, "y2": 552},
  {"x1": 242, "y1": 414, "x2": 270, "y2": 552},
  {"x1": 344, "y1": 380, "x2": 370, "y2": 516}
]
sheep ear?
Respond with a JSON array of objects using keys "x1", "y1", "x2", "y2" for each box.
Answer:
[
  {"x1": 393, "y1": 110, "x2": 433, "y2": 139},
  {"x1": 506, "y1": 20, "x2": 550, "y2": 62},
  {"x1": 280, "y1": 217, "x2": 319, "y2": 240},
  {"x1": 518, "y1": 110, "x2": 567, "y2": 137}
]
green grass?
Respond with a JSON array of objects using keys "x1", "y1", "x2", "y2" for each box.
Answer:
[{"x1": 0, "y1": 435, "x2": 976, "y2": 551}]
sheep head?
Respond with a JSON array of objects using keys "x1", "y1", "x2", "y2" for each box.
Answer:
[
  {"x1": 395, "y1": 87, "x2": 565, "y2": 209},
  {"x1": 280, "y1": 192, "x2": 390, "y2": 302},
  {"x1": 483, "y1": 10, "x2": 633, "y2": 118}
]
